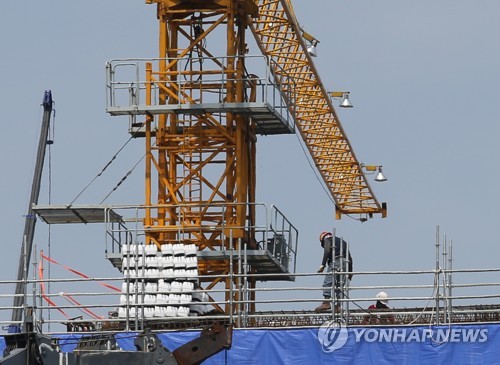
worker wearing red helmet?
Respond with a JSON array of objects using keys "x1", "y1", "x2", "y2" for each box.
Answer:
[{"x1": 314, "y1": 231, "x2": 353, "y2": 312}]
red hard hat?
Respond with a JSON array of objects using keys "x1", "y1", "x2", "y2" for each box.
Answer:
[{"x1": 319, "y1": 231, "x2": 332, "y2": 242}]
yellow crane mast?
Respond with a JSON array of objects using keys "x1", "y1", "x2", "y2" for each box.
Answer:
[{"x1": 138, "y1": 0, "x2": 268, "y2": 312}]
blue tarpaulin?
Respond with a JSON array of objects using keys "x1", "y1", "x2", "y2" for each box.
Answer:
[
  {"x1": 2, "y1": 324, "x2": 499, "y2": 364},
  {"x1": 0, "y1": 337, "x2": 5, "y2": 356}
]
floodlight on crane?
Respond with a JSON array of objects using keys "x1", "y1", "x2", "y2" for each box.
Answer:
[
  {"x1": 329, "y1": 91, "x2": 353, "y2": 108},
  {"x1": 361, "y1": 164, "x2": 388, "y2": 182},
  {"x1": 301, "y1": 29, "x2": 319, "y2": 57}
]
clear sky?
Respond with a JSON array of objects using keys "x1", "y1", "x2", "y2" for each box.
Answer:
[{"x1": 1, "y1": 1, "x2": 500, "y2": 318}]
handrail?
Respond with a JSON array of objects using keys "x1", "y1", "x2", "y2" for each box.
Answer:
[
  {"x1": 105, "y1": 55, "x2": 295, "y2": 132},
  {"x1": 3, "y1": 265, "x2": 500, "y2": 333},
  {"x1": 103, "y1": 202, "x2": 298, "y2": 275}
]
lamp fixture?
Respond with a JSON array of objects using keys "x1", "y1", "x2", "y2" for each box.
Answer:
[
  {"x1": 307, "y1": 43, "x2": 317, "y2": 57},
  {"x1": 302, "y1": 29, "x2": 319, "y2": 57},
  {"x1": 361, "y1": 164, "x2": 388, "y2": 182},
  {"x1": 328, "y1": 91, "x2": 353, "y2": 108},
  {"x1": 375, "y1": 167, "x2": 388, "y2": 182}
]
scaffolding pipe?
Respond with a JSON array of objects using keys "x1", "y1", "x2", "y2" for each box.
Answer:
[{"x1": 434, "y1": 225, "x2": 440, "y2": 325}]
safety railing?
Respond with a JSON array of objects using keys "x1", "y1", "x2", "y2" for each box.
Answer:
[
  {"x1": 105, "y1": 211, "x2": 134, "y2": 258},
  {"x1": 105, "y1": 55, "x2": 295, "y2": 132},
  {"x1": 3, "y1": 265, "x2": 500, "y2": 334},
  {"x1": 103, "y1": 202, "x2": 298, "y2": 275}
]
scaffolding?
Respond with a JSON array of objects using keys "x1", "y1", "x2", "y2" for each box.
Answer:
[
  {"x1": 3, "y1": 258, "x2": 500, "y2": 333},
  {"x1": 10, "y1": 206, "x2": 492, "y2": 333}
]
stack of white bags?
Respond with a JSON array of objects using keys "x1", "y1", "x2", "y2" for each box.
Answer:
[{"x1": 118, "y1": 243, "x2": 202, "y2": 318}]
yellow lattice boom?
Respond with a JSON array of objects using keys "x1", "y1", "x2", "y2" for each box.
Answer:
[{"x1": 251, "y1": 0, "x2": 386, "y2": 219}]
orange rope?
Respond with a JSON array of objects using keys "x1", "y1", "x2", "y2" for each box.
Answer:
[
  {"x1": 38, "y1": 257, "x2": 70, "y2": 318},
  {"x1": 60, "y1": 293, "x2": 103, "y2": 320},
  {"x1": 41, "y1": 253, "x2": 121, "y2": 292}
]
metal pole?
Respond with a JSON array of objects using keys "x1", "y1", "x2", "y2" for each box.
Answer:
[
  {"x1": 449, "y1": 238, "x2": 453, "y2": 318},
  {"x1": 228, "y1": 228, "x2": 234, "y2": 324},
  {"x1": 32, "y1": 244, "x2": 39, "y2": 331},
  {"x1": 243, "y1": 243, "x2": 248, "y2": 327},
  {"x1": 237, "y1": 237, "x2": 242, "y2": 328},
  {"x1": 39, "y1": 250, "x2": 44, "y2": 333},
  {"x1": 345, "y1": 239, "x2": 350, "y2": 322},
  {"x1": 331, "y1": 228, "x2": 336, "y2": 317},
  {"x1": 442, "y1": 233, "x2": 448, "y2": 323},
  {"x1": 125, "y1": 244, "x2": 130, "y2": 332},
  {"x1": 435, "y1": 225, "x2": 440, "y2": 325},
  {"x1": 23, "y1": 235, "x2": 28, "y2": 324}
]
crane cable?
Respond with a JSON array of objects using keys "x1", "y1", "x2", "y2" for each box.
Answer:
[
  {"x1": 99, "y1": 153, "x2": 145, "y2": 205},
  {"x1": 68, "y1": 136, "x2": 134, "y2": 207}
]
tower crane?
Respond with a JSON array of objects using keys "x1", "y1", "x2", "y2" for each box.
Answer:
[{"x1": 102, "y1": 0, "x2": 386, "y2": 313}]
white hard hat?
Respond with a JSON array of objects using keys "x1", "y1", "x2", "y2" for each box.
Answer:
[{"x1": 376, "y1": 291, "x2": 389, "y2": 305}]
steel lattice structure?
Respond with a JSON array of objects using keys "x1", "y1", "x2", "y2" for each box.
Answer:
[
  {"x1": 127, "y1": 0, "x2": 385, "y2": 313},
  {"x1": 251, "y1": 0, "x2": 386, "y2": 218}
]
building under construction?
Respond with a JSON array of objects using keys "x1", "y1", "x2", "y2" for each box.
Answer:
[{"x1": 1, "y1": 1, "x2": 500, "y2": 364}]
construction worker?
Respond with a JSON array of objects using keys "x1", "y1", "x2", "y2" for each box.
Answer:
[
  {"x1": 315, "y1": 232, "x2": 353, "y2": 312},
  {"x1": 364, "y1": 291, "x2": 395, "y2": 324},
  {"x1": 368, "y1": 291, "x2": 390, "y2": 310}
]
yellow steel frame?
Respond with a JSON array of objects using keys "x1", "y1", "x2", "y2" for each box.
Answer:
[
  {"x1": 143, "y1": 0, "x2": 259, "y2": 312},
  {"x1": 251, "y1": 0, "x2": 386, "y2": 219},
  {"x1": 139, "y1": 0, "x2": 384, "y2": 313}
]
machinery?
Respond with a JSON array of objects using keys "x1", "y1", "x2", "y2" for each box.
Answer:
[
  {"x1": 1, "y1": 311, "x2": 231, "y2": 365},
  {"x1": 12, "y1": 91, "x2": 54, "y2": 326}
]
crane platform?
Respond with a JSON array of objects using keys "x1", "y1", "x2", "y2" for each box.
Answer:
[
  {"x1": 32, "y1": 205, "x2": 297, "y2": 282},
  {"x1": 33, "y1": 205, "x2": 124, "y2": 225},
  {"x1": 105, "y1": 249, "x2": 295, "y2": 282},
  {"x1": 107, "y1": 102, "x2": 294, "y2": 136}
]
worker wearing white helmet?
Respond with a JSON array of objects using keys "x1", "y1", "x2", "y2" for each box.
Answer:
[
  {"x1": 369, "y1": 291, "x2": 389, "y2": 309},
  {"x1": 364, "y1": 291, "x2": 395, "y2": 324},
  {"x1": 314, "y1": 231, "x2": 353, "y2": 312}
]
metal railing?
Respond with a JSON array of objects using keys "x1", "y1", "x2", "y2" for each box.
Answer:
[
  {"x1": 103, "y1": 202, "x2": 298, "y2": 274},
  {"x1": 105, "y1": 55, "x2": 295, "y2": 129},
  {"x1": 3, "y1": 265, "x2": 500, "y2": 334}
]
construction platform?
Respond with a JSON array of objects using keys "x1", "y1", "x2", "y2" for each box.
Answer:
[
  {"x1": 107, "y1": 102, "x2": 294, "y2": 136},
  {"x1": 105, "y1": 249, "x2": 294, "y2": 282},
  {"x1": 32, "y1": 205, "x2": 297, "y2": 282}
]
